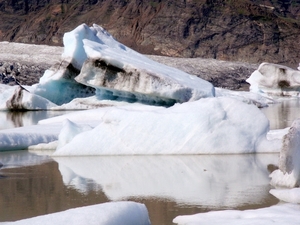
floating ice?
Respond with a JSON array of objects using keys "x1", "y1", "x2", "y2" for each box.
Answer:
[
  {"x1": 215, "y1": 87, "x2": 275, "y2": 108},
  {"x1": 173, "y1": 203, "x2": 300, "y2": 225},
  {"x1": 247, "y1": 62, "x2": 300, "y2": 97},
  {"x1": 0, "y1": 85, "x2": 57, "y2": 110},
  {"x1": 57, "y1": 119, "x2": 92, "y2": 149},
  {"x1": 270, "y1": 188, "x2": 300, "y2": 204},
  {"x1": 31, "y1": 60, "x2": 95, "y2": 106},
  {"x1": 270, "y1": 118, "x2": 300, "y2": 188},
  {"x1": 5, "y1": 201, "x2": 150, "y2": 225},
  {"x1": 75, "y1": 31, "x2": 215, "y2": 104},
  {"x1": 52, "y1": 97, "x2": 279, "y2": 156},
  {"x1": 29, "y1": 23, "x2": 214, "y2": 107},
  {"x1": 0, "y1": 123, "x2": 60, "y2": 151}
]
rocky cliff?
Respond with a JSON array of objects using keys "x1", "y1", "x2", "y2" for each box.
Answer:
[{"x1": 0, "y1": 0, "x2": 300, "y2": 66}]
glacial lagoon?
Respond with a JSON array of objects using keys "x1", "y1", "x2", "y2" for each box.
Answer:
[{"x1": 0, "y1": 98, "x2": 299, "y2": 225}]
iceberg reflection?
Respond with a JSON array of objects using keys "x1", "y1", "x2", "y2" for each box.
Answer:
[
  {"x1": 0, "y1": 150, "x2": 51, "y2": 169},
  {"x1": 53, "y1": 154, "x2": 279, "y2": 208}
]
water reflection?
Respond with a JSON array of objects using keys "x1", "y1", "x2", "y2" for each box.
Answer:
[
  {"x1": 261, "y1": 98, "x2": 300, "y2": 129},
  {"x1": 0, "y1": 151, "x2": 279, "y2": 225},
  {"x1": 0, "y1": 150, "x2": 51, "y2": 169},
  {"x1": 0, "y1": 158, "x2": 108, "y2": 222},
  {"x1": 54, "y1": 154, "x2": 279, "y2": 209},
  {"x1": 0, "y1": 111, "x2": 73, "y2": 130}
]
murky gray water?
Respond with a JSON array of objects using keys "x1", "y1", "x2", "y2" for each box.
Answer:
[
  {"x1": 0, "y1": 111, "x2": 72, "y2": 130},
  {"x1": 0, "y1": 151, "x2": 279, "y2": 225},
  {"x1": 261, "y1": 98, "x2": 300, "y2": 130},
  {"x1": 0, "y1": 99, "x2": 299, "y2": 225}
]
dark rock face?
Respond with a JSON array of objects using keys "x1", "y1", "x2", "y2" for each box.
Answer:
[{"x1": 0, "y1": 0, "x2": 300, "y2": 66}]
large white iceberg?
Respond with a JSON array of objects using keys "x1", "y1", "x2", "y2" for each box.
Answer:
[
  {"x1": 0, "y1": 24, "x2": 284, "y2": 155},
  {"x1": 0, "y1": 95, "x2": 280, "y2": 154},
  {"x1": 53, "y1": 97, "x2": 278, "y2": 155},
  {"x1": 30, "y1": 23, "x2": 214, "y2": 107}
]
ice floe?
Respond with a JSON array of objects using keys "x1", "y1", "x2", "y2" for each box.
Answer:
[
  {"x1": 5, "y1": 201, "x2": 150, "y2": 225},
  {"x1": 173, "y1": 203, "x2": 300, "y2": 225},
  {"x1": 247, "y1": 62, "x2": 300, "y2": 97}
]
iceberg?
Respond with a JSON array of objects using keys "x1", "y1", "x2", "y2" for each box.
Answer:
[
  {"x1": 215, "y1": 87, "x2": 275, "y2": 108},
  {"x1": 0, "y1": 24, "x2": 283, "y2": 155},
  {"x1": 0, "y1": 123, "x2": 60, "y2": 151},
  {"x1": 0, "y1": 85, "x2": 57, "y2": 110},
  {"x1": 31, "y1": 23, "x2": 214, "y2": 107},
  {"x1": 247, "y1": 62, "x2": 300, "y2": 96},
  {"x1": 5, "y1": 201, "x2": 150, "y2": 225},
  {"x1": 270, "y1": 118, "x2": 300, "y2": 188},
  {"x1": 1, "y1": 95, "x2": 279, "y2": 154},
  {"x1": 269, "y1": 119, "x2": 300, "y2": 206},
  {"x1": 53, "y1": 97, "x2": 278, "y2": 155}
]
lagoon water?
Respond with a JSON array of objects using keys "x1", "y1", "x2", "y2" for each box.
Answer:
[{"x1": 0, "y1": 99, "x2": 299, "y2": 225}]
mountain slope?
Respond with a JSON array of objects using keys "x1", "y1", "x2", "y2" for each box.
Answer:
[{"x1": 0, "y1": 0, "x2": 300, "y2": 66}]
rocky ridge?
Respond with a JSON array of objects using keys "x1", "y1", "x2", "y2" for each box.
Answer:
[{"x1": 0, "y1": 0, "x2": 300, "y2": 66}]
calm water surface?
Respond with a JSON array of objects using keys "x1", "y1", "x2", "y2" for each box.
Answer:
[{"x1": 0, "y1": 99, "x2": 299, "y2": 225}]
